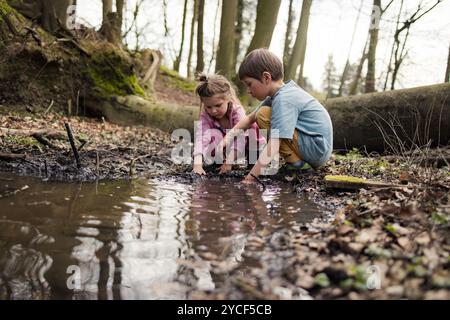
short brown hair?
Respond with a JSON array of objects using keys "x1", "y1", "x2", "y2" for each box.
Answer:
[{"x1": 238, "y1": 48, "x2": 284, "y2": 81}]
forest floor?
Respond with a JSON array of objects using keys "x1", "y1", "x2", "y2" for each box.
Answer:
[
  {"x1": 0, "y1": 104, "x2": 448, "y2": 300},
  {"x1": 2, "y1": 1, "x2": 447, "y2": 300}
]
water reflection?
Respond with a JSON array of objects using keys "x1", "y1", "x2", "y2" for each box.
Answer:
[{"x1": 0, "y1": 174, "x2": 326, "y2": 299}]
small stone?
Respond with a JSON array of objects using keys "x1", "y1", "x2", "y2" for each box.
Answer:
[
  {"x1": 415, "y1": 232, "x2": 430, "y2": 245},
  {"x1": 386, "y1": 285, "x2": 404, "y2": 297}
]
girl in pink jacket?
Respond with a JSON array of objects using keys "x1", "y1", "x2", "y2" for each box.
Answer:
[{"x1": 193, "y1": 73, "x2": 265, "y2": 175}]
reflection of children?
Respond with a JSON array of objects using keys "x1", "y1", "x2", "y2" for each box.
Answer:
[
  {"x1": 219, "y1": 49, "x2": 333, "y2": 183},
  {"x1": 193, "y1": 73, "x2": 265, "y2": 176}
]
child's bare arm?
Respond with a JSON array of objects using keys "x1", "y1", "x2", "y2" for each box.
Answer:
[
  {"x1": 193, "y1": 154, "x2": 206, "y2": 175},
  {"x1": 219, "y1": 109, "x2": 258, "y2": 151},
  {"x1": 243, "y1": 138, "x2": 280, "y2": 183}
]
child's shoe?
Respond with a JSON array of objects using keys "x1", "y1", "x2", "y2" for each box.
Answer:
[{"x1": 286, "y1": 160, "x2": 313, "y2": 172}]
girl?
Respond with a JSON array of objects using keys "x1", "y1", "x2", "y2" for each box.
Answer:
[{"x1": 193, "y1": 73, "x2": 265, "y2": 175}]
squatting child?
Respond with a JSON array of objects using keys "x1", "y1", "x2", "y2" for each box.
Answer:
[
  {"x1": 219, "y1": 48, "x2": 333, "y2": 183},
  {"x1": 192, "y1": 73, "x2": 265, "y2": 175}
]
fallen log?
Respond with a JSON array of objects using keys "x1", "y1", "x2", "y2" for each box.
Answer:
[
  {"x1": 323, "y1": 83, "x2": 450, "y2": 152},
  {"x1": 85, "y1": 95, "x2": 200, "y2": 134},
  {"x1": 324, "y1": 175, "x2": 401, "y2": 191},
  {"x1": 0, "y1": 152, "x2": 26, "y2": 160},
  {"x1": 83, "y1": 83, "x2": 449, "y2": 154}
]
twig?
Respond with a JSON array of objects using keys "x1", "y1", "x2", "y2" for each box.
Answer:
[
  {"x1": 77, "y1": 139, "x2": 90, "y2": 152},
  {"x1": 129, "y1": 154, "x2": 152, "y2": 177},
  {"x1": 24, "y1": 26, "x2": 42, "y2": 46},
  {"x1": 44, "y1": 159, "x2": 48, "y2": 177},
  {"x1": 64, "y1": 122, "x2": 81, "y2": 169},
  {"x1": 32, "y1": 133, "x2": 58, "y2": 149},
  {"x1": 250, "y1": 174, "x2": 266, "y2": 190},
  {"x1": 95, "y1": 151, "x2": 99, "y2": 177},
  {"x1": 44, "y1": 100, "x2": 54, "y2": 114}
]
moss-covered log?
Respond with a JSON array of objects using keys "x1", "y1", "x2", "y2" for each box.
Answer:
[
  {"x1": 86, "y1": 95, "x2": 199, "y2": 134},
  {"x1": 323, "y1": 83, "x2": 450, "y2": 152},
  {"x1": 324, "y1": 175, "x2": 400, "y2": 191}
]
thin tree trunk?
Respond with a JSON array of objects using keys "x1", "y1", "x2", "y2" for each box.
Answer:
[
  {"x1": 196, "y1": 0, "x2": 205, "y2": 73},
  {"x1": 100, "y1": 0, "x2": 124, "y2": 47},
  {"x1": 365, "y1": 0, "x2": 381, "y2": 93},
  {"x1": 102, "y1": 0, "x2": 113, "y2": 25},
  {"x1": 446, "y1": 42, "x2": 450, "y2": 83},
  {"x1": 215, "y1": 0, "x2": 238, "y2": 78},
  {"x1": 384, "y1": 0, "x2": 404, "y2": 91},
  {"x1": 349, "y1": 38, "x2": 368, "y2": 95},
  {"x1": 174, "y1": 0, "x2": 188, "y2": 72},
  {"x1": 208, "y1": 0, "x2": 221, "y2": 73},
  {"x1": 187, "y1": 0, "x2": 198, "y2": 78},
  {"x1": 117, "y1": 0, "x2": 124, "y2": 28},
  {"x1": 232, "y1": 0, "x2": 244, "y2": 74},
  {"x1": 286, "y1": 0, "x2": 312, "y2": 86},
  {"x1": 338, "y1": 0, "x2": 363, "y2": 97},
  {"x1": 245, "y1": 0, "x2": 282, "y2": 55},
  {"x1": 283, "y1": 0, "x2": 295, "y2": 69},
  {"x1": 390, "y1": 27, "x2": 410, "y2": 90},
  {"x1": 338, "y1": 61, "x2": 350, "y2": 97},
  {"x1": 8, "y1": 0, "x2": 74, "y2": 34}
]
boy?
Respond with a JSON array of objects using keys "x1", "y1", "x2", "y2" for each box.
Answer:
[{"x1": 219, "y1": 48, "x2": 333, "y2": 183}]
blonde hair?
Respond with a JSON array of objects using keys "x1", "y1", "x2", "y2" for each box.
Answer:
[{"x1": 195, "y1": 73, "x2": 240, "y2": 105}]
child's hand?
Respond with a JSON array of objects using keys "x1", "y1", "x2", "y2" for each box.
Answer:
[
  {"x1": 193, "y1": 165, "x2": 206, "y2": 176},
  {"x1": 241, "y1": 175, "x2": 256, "y2": 184},
  {"x1": 218, "y1": 163, "x2": 232, "y2": 175}
]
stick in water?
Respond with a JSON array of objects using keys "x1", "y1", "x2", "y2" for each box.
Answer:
[
  {"x1": 64, "y1": 122, "x2": 81, "y2": 169},
  {"x1": 250, "y1": 174, "x2": 266, "y2": 190}
]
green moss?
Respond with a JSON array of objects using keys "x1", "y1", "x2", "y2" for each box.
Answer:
[
  {"x1": 0, "y1": 0, "x2": 17, "y2": 22},
  {"x1": 3, "y1": 135, "x2": 39, "y2": 147},
  {"x1": 160, "y1": 65, "x2": 197, "y2": 92},
  {"x1": 314, "y1": 273, "x2": 330, "y2": 288},
  {"x1": 87, "y1": 50, "x2": 145, "y2": 98},
  {"x1": 325, "y1": 175, "x2": 367, "y2": 183}
]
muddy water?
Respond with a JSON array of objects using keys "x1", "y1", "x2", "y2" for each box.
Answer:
[{"x1": 0, "y1": 173, "x2": 327, "y2": 300}]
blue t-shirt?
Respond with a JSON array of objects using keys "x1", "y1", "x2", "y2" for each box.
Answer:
[{"x1": 256, "y1": 81, "x2": 333, "y2": 168}]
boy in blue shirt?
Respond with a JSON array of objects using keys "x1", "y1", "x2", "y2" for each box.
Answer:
[{"x1": 219, "y1": 48, "x2": 333, "y2": 184}]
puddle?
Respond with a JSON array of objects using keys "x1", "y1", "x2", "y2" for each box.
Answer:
[{"x1": 0, "y1": 173, "x2": 328, "y2": 299}]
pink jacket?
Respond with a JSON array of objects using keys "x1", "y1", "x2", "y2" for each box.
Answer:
[{"x1": 193, "y1": 103, "x2": 266, "y2": 158}]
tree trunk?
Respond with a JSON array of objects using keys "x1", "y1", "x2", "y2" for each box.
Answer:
[
  {"x1": 100, "y1": 0, "x2": 124, "y2": 48},
  {"x1": 86, "y1": 95, "x2": 200, "y2": 135},
  {"x1": 102, "y1": 0, "x2": 113, "y2": 24},
  {"x1": 283, "y1": 0, "x2": 295, "y2": 69},
  {"x1": 365, "y1": 0, "x2": 380, "y2": 93},
  {"x1": 338, "y1": 0, "x2": 363, "y2": 97},
  {"x1": 187, "y1": 0, "x2": 198, "y2": 78},
  {"x1": 244, "y1": 0, "x2": 282, "y2": 55},
  {"x1": 196, "y1": 0, "x2": 205, "y2": 73},
  {"x1": 215, "y1": 0, "x2": 238, "y2": 78},
  {"x1": 324, "y1": 83, "x2": 450, "y2": 152},
  {"x1": 232, "y1": 0, "x2": 244, "y2": 74},
  {"x1": 173, "y1": 0, "x2": 188, "y2": 72},
  {"x1": 384, "y1": 0, "x2": 404, "y2": 91},
  {"x1": 349, "y1": 38, "x2": 368, "y2": 95},
  {"x1": 286, "y1": 0, "x2": 312, "y2": 86},
  {"x1": 207, "y1": 0, "x2": 221, "y2": 73},
  {"x1": 8, "y1": 0, "x2": 74, "y2": 34},
  {"x1": 446, "y1": 43, "x2": 450, "y2": 83}
]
